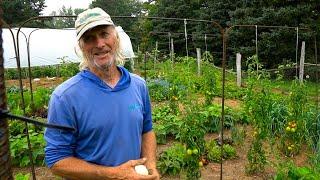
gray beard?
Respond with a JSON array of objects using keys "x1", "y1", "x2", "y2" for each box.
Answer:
[
  {"x1": 85, "y1": 52, "x2": 115, "y2": 72},
  {"x1": 93, "y1": 59, "x2": 113, "y2": 72}
]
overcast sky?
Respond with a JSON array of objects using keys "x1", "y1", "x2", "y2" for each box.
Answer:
[
  {"x1": 42, "y1": 0, "x2": 147, "y2": 15},
  {"x1": 42, "y1": 0, "x2": 93, "y2": 15}
]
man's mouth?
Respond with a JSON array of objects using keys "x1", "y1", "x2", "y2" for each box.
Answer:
[{"x1": 94, "y1": 50, "x2": 110, "y2": 57}]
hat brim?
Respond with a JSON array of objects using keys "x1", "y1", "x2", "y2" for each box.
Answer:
[{"x1": 77, "y1": 20, "x2": 114, "y2": 40}]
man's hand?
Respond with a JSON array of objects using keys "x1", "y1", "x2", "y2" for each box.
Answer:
[
  {"x1": 147, "y1": 168, "x2": 160, "y2": 180},
  {"x1": 114, "y1": 158, "x2": 158, "y2": 180}
]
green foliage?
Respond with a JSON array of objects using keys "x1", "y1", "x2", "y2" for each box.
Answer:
[
  {"x1": 5, "y1": 63, "x2": 79, "y2": 80},
  {"x1": 205, "y1": 140, "x2": 237, "y2": 163},
  {"x1": 246, "y1": 138, "x2": 267, "y2": 174},
  {"x1": 90, "y1": 0, "x2": 143, "y2": 46},
  {"x1": 205, "y1": 140, "x2": 221, "y2": 163},
  {"x1": 287, "y1": 166, "x2": 320, "y2": 180},
  {"x1": 201, "y1": 104, "x2": 237, "y2": 133},
  {"x1": 58, "y1": 58, "x2": 80, "y2": 79},
  {"x1": 44, "y1": 6, "x2": 81, "y2": 29},
  {"x1": 10, "y1": 130, "x2": 45, "y2": 167},
  {"x1": 201, "y1": 104, "x2": 221, "y2": 133},
  {"x1": 178, "y1": 105, "x2": 207, "y2": 179},
  {"x1": 230, "y1": 1, "x2": 317, "y2": 68},
  {"x1": 2, "y1": 0, "x2": 46, "y2": 26},
  {"x1": 7, "y1": 87, "x2": 53, "y2": 118},
  {"x1": 153, "y1": 105, "x2": 182, "y2": 144},
  {"x1": 144, "y1": 0, "x2": 318, "y2": 67},
  {"x1": 223, "y1": 144, "x2": 236, "y2": 159},
  {"x1": 14, "y1": 173, "x2": 31, "y2": 180},
  {"x1": 289, "y1": 80, "x2": 308, "y2": 120},
  {"x1": 274, "y1": 162, "x2": 320, "y2": 180},
  {"x1": 148, "y1": 78, "x2": 170, "y2": 101},
  {"x1": 244, "y1": 55, "x2": 288, "y2": 138},
  {"x1": 305, "y1": 110, "x2": 320, "y2": 158},
  {"x1": 231, "y1": 125, "x2": 246, "y2": 145},
  {"x1": 157, "y1": 143, "x2": 186, "y2": 176}
]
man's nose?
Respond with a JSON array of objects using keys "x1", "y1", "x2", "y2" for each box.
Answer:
[{"x1": 96, "y1": 37, "x2": 105, "y2": 48}]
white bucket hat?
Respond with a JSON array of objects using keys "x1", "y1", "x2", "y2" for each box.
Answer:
[{"x1": 75, "y1": 7, "x2": 114, "y2": 40}]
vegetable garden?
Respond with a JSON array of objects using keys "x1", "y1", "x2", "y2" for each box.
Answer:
[
  {"x1": 3, "y1": 52, "x2": 319, "y2": 179},
  {"x1": 1, "y1": 3, "x2": 320, "y2": 179}
]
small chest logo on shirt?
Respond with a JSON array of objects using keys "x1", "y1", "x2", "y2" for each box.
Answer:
[{"x1": 128, "y1": 103, "x2": 142, "y2": 111}]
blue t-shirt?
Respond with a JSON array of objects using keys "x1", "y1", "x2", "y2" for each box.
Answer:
[{"x1": 44, "y1": 66, "x2": 153, "y2": 168}]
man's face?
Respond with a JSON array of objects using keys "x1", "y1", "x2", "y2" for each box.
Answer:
[{"x1": 81, "y1": 25, "x2": 118, "y2": 71}]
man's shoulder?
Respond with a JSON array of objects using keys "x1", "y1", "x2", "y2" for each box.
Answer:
[
  {"x1": 53, "y1": 74, "x2": 84, "y2": 97},
  {"x1": 130, "y1": 73, "x2": 146, "y2": 85}
]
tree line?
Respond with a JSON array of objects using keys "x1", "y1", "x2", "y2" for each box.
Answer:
[{"x1": 2, "y1": 0, "x2": 319, "y2": 69}]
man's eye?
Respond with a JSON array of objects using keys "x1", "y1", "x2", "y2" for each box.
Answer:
[
  {"x1": 101, "y1": 32, "x2": 109, "y2": 38},
  {"x1": 83, "y1": 36, "x2": 94, "y2": 43}
]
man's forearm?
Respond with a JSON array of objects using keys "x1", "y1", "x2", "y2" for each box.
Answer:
[
  {"x1": 141, "y1": 131, "x2": 157, "y2": 170},
  {"x1": 51, "y1": 157, "x2": 118, "y2": 180}
]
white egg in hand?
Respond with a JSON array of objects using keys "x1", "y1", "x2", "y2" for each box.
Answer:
[{"x1": 135, "y1": 165, "x2": 149, "y2": 175}]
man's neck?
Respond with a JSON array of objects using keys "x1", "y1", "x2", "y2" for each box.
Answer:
[{"x1": 90, "y1": 65, "x2": 121, "y2": 88}]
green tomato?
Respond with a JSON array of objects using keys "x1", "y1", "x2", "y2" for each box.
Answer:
[
  {"x1": 291, "y1": 128, "x2": 296, "y2": 133},
  {"x1": 286, "y1": 126, "x2": 291, "y2": 132},
  {"x1": 198, "y1": 161, "x2": 203, "y2": 167},
  {"x1": 187, "y1": 149, "x2": 193, "y2": 155},
  {"x1": 193, "y1": 149, "x2": 199, "y2": 155}
]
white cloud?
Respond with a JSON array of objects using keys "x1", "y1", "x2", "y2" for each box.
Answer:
[{"x1": 42, "y1": 0, "x2": 93, "y2": 15}]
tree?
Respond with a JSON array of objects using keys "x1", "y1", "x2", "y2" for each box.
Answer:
[
  {"x1": 43, "y1": 6, "x2": 86, "y2": 29},
  {"x1": 90, "y1": 0, "x2": 143, "y2": 51},
  {"x1": 229, "y1": 1, "x2": 318, "y2": 69},
  {"x1": 90, "y1": 0, "x2": 142, "y2": 30},
  {"x1": 147, "y1": 0, "x2": 204, "y2": 55},
  {"x1": 2, "y1": 0, "x2": 46, "y2": 26}
]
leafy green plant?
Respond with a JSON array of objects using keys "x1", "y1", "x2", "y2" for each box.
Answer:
[
  {"x1": 274, "y1": 161, "x2": 320, "y2": 180},
  {"x1": 245, "y1": 137, "x2": 266, "y2": 174},
  {"x1": 205, "y1": 140, "x2": 237, "y2": 163},
  {"x1": 231, "y1": 125, "x2": 246, "y2": 145},
  {"x1": 152, "y1": 105, "x2": 182, "y2": 144},
  {"x1": 287, "y1": 166, "x2": 320, "y2": 179},
  {"x1": 14, "y1": 173, "x2": 30, "y2": 180},
  {"x1": 205, "y1": 140, "x2": 221, "y2": 163},
  {"x1": 10, "y1": 130, "x2": 45, "y2": 167},
  {"x1": 223, "y1": 144, "x2": 236, "y2": 159},
  {"x1": 58, "y1": 57, "x2": 80, "y2": 79},
  {"x1": 157, "y1": 143, "x2": 186, "y2": 175},
  {"x1": 147, "y1": 78, "x2": 170, "y2": 102},
  {"x1": 201, "y1": 104, "x2": 235, "y2": 133},
  {"x1": 178, "y1": 105, "x2": 207, "y2": 179}
]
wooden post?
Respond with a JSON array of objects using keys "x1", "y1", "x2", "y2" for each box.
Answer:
[
  {"x1": 236, "y1": 53, "x2": 242, "y2": 87},
  {"x1": 196, "y1": 48, "x2": 201, "y2": 76},
  {"x1": 0, "y1": 13, "x2": 13, "y2": 179},
  {"x1": 154, "y1": 41, "x2": 158, "y2": 69},
  {"x1": 299, "y1": 41, "x2": 305, "y2": 83},
  {"x1": 171, "y1": 38, "x2": 174, "y2": 63}
]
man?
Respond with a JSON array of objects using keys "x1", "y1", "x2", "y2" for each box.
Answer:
[{"x1": 44, "y1": 7, "x2": 159, "y2": 180}]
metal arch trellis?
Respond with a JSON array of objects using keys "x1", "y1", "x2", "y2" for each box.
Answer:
[
  {"x1": 0, "y1": 17, "x2": 76, "y2": 180},
  {"x1": 1, "y1": 20, "x2": 36, "y2": 180},
  {"x1": 2, "y1": 12, "x2": 319, "y2": 180},
  {"x1": 147, "y1": 31, "x2": 219, "y2": 60}
]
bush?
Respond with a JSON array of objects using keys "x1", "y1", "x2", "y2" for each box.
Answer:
[
  {"x1": 157, "y1": 143, "x2": 186, "y2": 175},
  {"x1": 205, "y1": 140, "x2": 237, "y2": 163}
]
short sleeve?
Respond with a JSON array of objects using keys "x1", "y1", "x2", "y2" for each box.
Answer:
[
  {"x1": 142, "y1": 85, "x2": 153, "y2": 134},
  {"x1": 44, "y1": 93, "x2": 77, "y2": 168}
]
